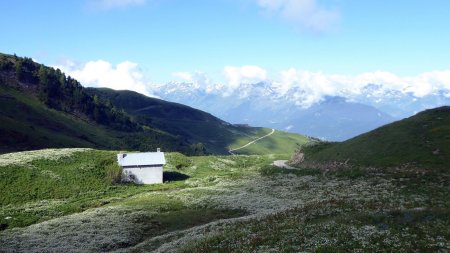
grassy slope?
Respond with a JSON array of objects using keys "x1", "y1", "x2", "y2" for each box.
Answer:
[
  {"x1": 229, "y1": 128, "x2": 310, "y2": 156},
  {"x1": 87, "y1": 88, "x2": 310, "y2": 155},
  {"x1": 86, "y1": 88, "x2": 236, "y2": 154},
  {"x1": 300, "y1": 106, "x2": 450, "y2": 168},
  {"x1": 0, "y1": 86, "x2": 185, "y2": 154},
  {"x1": 0, "y1": 86, "x2": 114, "y2": 152}
]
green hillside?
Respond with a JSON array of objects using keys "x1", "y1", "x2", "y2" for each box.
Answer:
[
  {"x1": 86, "y1": 88, "x2": 239, "y2": 154},
  {"x1": 0, "y1": 85, "x2": 188, "y2": 153},
  {"x1": 87, "y1": 88, "x2": 310, "y2": 155},
  {"x1": 295, "y1": 106, "x2": 450, "y2": 169},
  {"x1": 0, "y1": 53, "x2": 194, "y2": 154}
]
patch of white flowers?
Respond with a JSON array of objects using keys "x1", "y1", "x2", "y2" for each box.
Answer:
[
  {"x1": 173, "y1": 173, "x2": 398, "y2": 215},
  {"x1": 0, "y1": 148, "x2": 91, "y2": 167},
  {"x1": 0, "y1": 206, "x2": 157, "y2": 252}
]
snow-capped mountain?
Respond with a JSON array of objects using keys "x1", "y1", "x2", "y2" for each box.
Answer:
[
  {"x1": 152, "y1": 81, "x2": 449, "y2": 141},
  {"x1": 350, "y1": 84, "x2": 450, "y2": 118}
]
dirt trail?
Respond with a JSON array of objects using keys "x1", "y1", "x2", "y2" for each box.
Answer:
[
  {"x1": 229, "y1": 129, "x2": 275, "y2": 155},
  {"x1": 272, "y1": 160, "x2": 297, "y2": 170}
]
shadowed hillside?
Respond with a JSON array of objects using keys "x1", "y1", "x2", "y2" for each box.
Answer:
[{"x1": 86, "y1": 88, "x2": 242, "y2": 154}]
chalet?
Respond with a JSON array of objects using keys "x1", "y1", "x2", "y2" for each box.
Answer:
[{"x1": 117, "y1": 149, "x2": 166, "y2": 184}]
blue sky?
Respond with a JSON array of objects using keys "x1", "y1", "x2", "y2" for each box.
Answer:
[{"x1": 1, "y1": 0, "x2": 450, "y2": 94}]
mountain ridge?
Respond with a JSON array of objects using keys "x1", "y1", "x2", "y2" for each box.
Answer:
[{"x1": 85, "y1": 87, "x2": 242, "y2": 154}]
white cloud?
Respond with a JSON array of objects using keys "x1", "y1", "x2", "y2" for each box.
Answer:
[
  {"x1": 172, "y1": 72, "x2": 193, "y2": 82},
  {"x1": 256, "y1": 0, "x2": 340, "y2": 32},
  {"x1": 56, "y1": 60, "x2": 152, "y2": 96},
  {"x1": 274, "y1": 69, "x2": 450, "y2": 107},
  {"x1": 87, "y1": 0, "x2": 146, "y2": 11},
  {"x1": 223, "y1": 65, "x2": 267, "y2": 88},
  {"x1": 404, "y1": 71, "x2": 450, "y2": 97}
]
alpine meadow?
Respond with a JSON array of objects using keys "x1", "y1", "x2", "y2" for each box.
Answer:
[{"x1": 0, "y1": 1, "x2": 449, "y2": 252}]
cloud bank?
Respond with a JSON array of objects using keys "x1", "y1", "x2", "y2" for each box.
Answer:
[
  {"x1": 273, "y1": 69, "x2": 450, "y2": 107},
  {"x1": 56, "y1": 59, "x2": 450, "y2": 108},
  {"x1": 255, "y1": 0, "x2": 340, "y2": 32},
  {"x1": 177, "y1": 66, "x2": 450, "y2": 107},
  {"x1": 56, "y1": 60, "x2": 152, "y2": 96},
  {"x1": 223, "y1": 65, "x2": 268, "y2": 87}
]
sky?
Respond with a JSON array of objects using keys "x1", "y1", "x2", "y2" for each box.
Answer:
[{"x1": 1, "y1": 0, "x2": 450, "y2": 97}]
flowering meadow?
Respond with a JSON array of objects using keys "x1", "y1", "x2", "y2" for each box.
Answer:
[
  {"x1": 0, "y1": 149, "x2": 448, "y2": 252},
  {"x1": 0, "y1": 148, "x2": 91, "y2": 167}
]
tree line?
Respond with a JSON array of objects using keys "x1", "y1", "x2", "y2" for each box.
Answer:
[{"x1": 0, "y1": 54, "x2": 139, "y2": 132}]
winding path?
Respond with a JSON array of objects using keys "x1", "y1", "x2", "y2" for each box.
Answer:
[{"x1": 229, "y1": 129, "x2": 275, "y2": 155}]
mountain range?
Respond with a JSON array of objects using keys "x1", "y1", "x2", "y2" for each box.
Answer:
[{"x1": 152, "y1": 81, "x2": 449, "y2": 141}]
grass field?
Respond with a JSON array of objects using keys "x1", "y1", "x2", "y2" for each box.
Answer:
[{"x1": 0, "y1": 148, "x2": 448, "y2": 252}]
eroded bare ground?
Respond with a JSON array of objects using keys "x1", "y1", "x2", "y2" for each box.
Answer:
[{"x1": 1, "y1": 162, "x2": 449, "y2": 252}]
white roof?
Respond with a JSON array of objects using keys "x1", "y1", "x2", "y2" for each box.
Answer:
[{"x1": 117, "y1": 152, "x2": 166, "y2": 167}]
